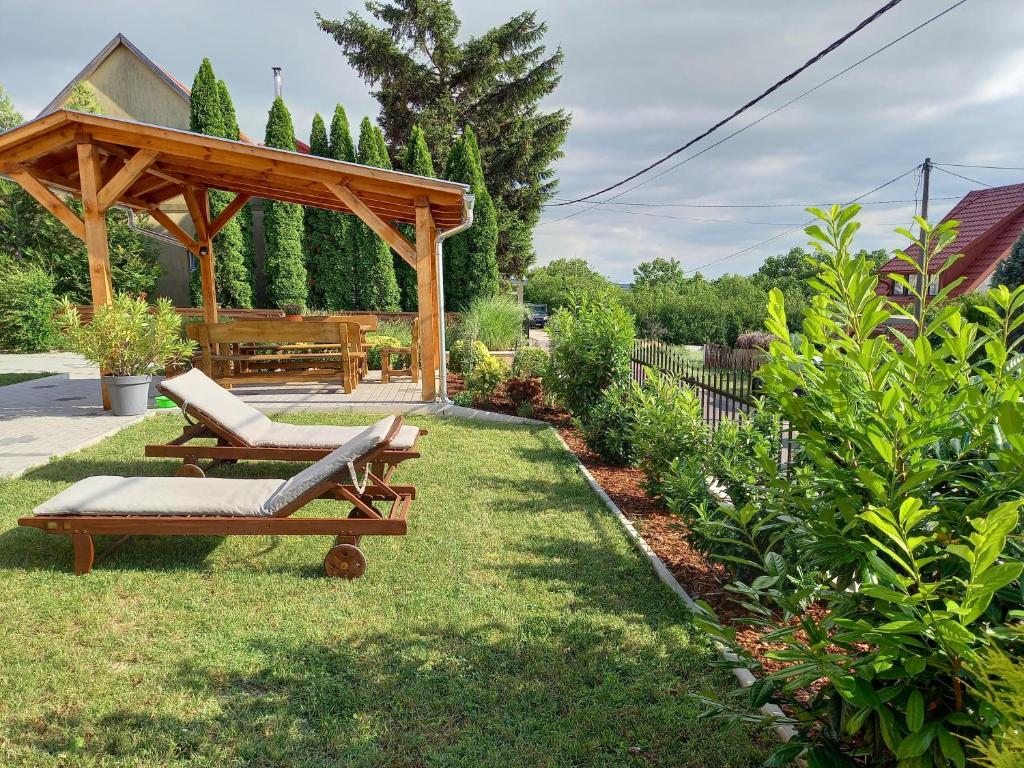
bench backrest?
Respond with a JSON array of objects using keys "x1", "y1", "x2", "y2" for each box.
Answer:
[
  {"x1": 188, "y1": 320, "x2": 355, "y2": 346},
  {"x1": 304, "y1": 314, "x2": 379, "y2": 331}
]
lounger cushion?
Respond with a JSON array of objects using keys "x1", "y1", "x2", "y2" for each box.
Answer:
[
  {"x1": 252, "y1": 422, "x2": 420, "y2": 450},
  {"x1": 161, "y1": 368, "x2": 273, "y2": 445},
  {"x1": 33, "y1": 476, "x2": 284, "y2": 517},
  {"x1": 262, "y1": 416, "x2": 397, "y2": 516}
]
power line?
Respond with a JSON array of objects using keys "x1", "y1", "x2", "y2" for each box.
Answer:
[
  {"x1": 552, "y1": 0, "x2": 909, "y2": 206},
  {"x1": 932, "y1": 166, "x2": 992, "y2": 188},
  {"x1": 548, "y1": 195, "x2": 959, "y2": 210},
  {"x1": 540, "y1": 0, "x2": 970, "y2": 226},
  {"x1": 934, "y1": 162, "x2": 1024, "y2": 172},
  {"x1": 681, "y1": 165, "x2": 921, "y2": 275}
]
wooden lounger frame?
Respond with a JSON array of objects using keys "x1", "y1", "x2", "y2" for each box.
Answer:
[
  {"x1": 20, "y1": 419, "x2": 413, "y2": 579},
  {"x1": 144, "y1": 380, "x2": 425, "y2": 476}
]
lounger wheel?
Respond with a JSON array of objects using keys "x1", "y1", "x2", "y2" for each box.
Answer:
[
  {"x1": 324, "y1": 543, "x2": 366, "y2": 579},
  {"x1": 175, "y1": 464, "x2": 206, "y2": 478}
]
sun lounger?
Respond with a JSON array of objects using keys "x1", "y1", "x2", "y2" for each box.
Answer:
[
  {"x1": 20, "y1": 416, "x2": 412, "y2": 579},
  {"x1": 144, "y1": 368, "x2": 424, "y2": 476}
]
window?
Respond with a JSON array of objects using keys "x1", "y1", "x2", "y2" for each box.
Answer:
[
  {"x1": 893, "y1": 280, "x2": 906, "y2": 296},
  {"x1": 928, "y1": 275, "x2": 939, "y2": 296}
]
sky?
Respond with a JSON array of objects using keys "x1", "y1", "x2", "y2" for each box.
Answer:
[{"x1": 2, "y1": 0, "x2": 1023, "y2": 282}]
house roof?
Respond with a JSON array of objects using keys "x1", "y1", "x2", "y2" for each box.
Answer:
[
  {"x1": 0, "y1": 110, "x2": 469, "y2": 228},
  {"x1": 878, "y1": 182, "x2": 1024, "y2": 277}
]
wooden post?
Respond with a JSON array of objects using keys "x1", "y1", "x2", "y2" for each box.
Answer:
[
  {"x1": 77, "y1": 142, "x2": 114, "y2": 410},
  {"x1": 184, "y1": 186, "x2": 218, "y2": 324},
  {"x1": 415, "y1": 200, "x2": 438, "y2": 401}
]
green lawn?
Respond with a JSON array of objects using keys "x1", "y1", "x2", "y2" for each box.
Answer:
[
  {"x1": 0, "y1": 413, "x2": 769, "y2": 767},
  {"x1": 0, "y1": 372, "x2": 57, "y2": 387}
]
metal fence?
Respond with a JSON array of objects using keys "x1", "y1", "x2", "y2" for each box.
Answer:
[{"x1": 630, "y1": 338, "x2": 797, "y2": 468}]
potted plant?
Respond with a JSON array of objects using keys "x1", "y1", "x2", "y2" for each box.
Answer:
[
  {"x1": 281, "y1": 303, "x2": 305, "y2": 321},
  {"x1": 57, "y1": 295, "x2": 196, "y2": 416}
]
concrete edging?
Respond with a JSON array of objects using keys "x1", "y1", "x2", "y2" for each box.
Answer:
[{"x1": 548, "y1": 426, "x2": 797, "y2": 747}]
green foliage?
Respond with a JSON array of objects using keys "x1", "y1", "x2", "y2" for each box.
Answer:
[
  {"x1": 580, "y1": 381, "x2": 636, "y2": 465},
  {"x1": 57, "y1": 294, "x2": 195, "y2": 376},
  {"x1": 460, "y1": 293, "x2": 525, "y2": 350},
  {"x1": 465, "y1": 354, "x2": 509, "y2": 399},
  {"x1": 443, "y1": 127, "x2": 499, "y2": 309},
  {"x1": 698, "y1": 205, "x2": 1024, "y2": 766},
  {"x1": 511, "y1": 345, "x2": 549, "y2": 379},
  {"x1": 317, "y1": 0, "x2": 569, "y2": 276},
  {"x1": 63, "y1": 82, "x2": 102, "y2": 113},
  {"x1": 0, "y1": 261, "x2": 56, "y2": 352},
  {"x1": 351, "y1": 117, "x2": 400, "y2": 311},
  {"x1": 448, "y1": 339, "x2": 490, "y2": 375},
  {"x1": 365, "y1": 334, "x2": 404, "y2": 370},
  {"x1": 0, "y1": 84, "x2": 23, "y2": 129},
  {"x1": 547, "y1": 295, "x2": 634, "y2": 417},
  {"x1": 314, "y1": 104, "x2": 358, "y2": 311},
  {"x1": 396, "y1": 125, "x2": 435, "y2": 311},
  {"x1": 992, "y1": 231, "x2": 1024, "y2": 290},
  {"x1": 304, "y1": 113, "x2": 334, "y2": 310},
  {"x1": 189, "y1": 59, "x2": 225, "y2": 137},
  {"x1": 971, "y1": 646, "x2": 1024, "y2": 767},
  {"x1": 263, "y1": 97, "x2": 307, "y2": 308},
  {"x1": 524, "y1": 258, "x2": 619, "y2": 311},
  {"x1": 218, "y1": 79, "x2": 256, "y2": 295},
  {"x1": 632, "y1": 257, "x2": 686, "y2": 292}
]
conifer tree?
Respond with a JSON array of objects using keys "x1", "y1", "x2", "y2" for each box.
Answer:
[
  {"x1": 303, "y1": 113, "x2": 333, "y2": 309},
  {"x1": 443, "y1": 126, "x2": 498, "y2": 309},
  {"x1": 324, "y1": 104, "x2": 357, "y2": 309},
  {"x1": 63, "y1": 82, "x2": 103, "y2": 113},
  {"x1": 397, "y1": 125, "x2": 435, "y2": 311},
  {"x1": 351, "y1": 117, "x2": 400, "y2": 311},
  {"x1": 187, "y1": 59, "x2": 251, "y2": 307},
  {"x1": 993, "y1": 232, "x2": 1024, "y2": 290},
  {"x1": 218, "y1": 79, "x2": 256, "y2": 297},
  {"x1": 262, "y1": 97, "x2": 307, "y2": 308}
]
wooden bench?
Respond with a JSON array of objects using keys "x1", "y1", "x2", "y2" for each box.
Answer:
[
  {"x1": 380, "y1": 318, "x2": 421, "y2": 384},
  {"x1": 187, "y1": 319, "x2": 365, "y2": 392}
]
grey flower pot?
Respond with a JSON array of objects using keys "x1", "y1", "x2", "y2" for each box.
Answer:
[{"x1": 106, "y1": 375, "x2": 152, "y2": 416}]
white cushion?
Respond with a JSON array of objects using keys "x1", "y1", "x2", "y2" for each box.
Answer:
[
  {"x1": 161, "y1": 368, "x2": 273, "y2": 445},
  {"x1": 253, "y1": 422, "x2": 420, "y2": 450},
  {"x1": 262, "y1": 416, "x2": 397, "y2": 516},
  {"x1": 33, "y1": 476, "x2": 284, "y2": 517}
]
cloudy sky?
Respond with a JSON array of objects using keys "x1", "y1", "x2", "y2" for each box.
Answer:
[{"x1": 2, "y1": 0, "x2": 1023, "y2": 281}]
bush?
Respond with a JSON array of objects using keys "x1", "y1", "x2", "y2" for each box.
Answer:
[
  {"x1": 0, "y1": 262, "x2": 56, "y2": 352},
  {"x1": 734, "y1": 331, "x2": 775, "y2": 350},
  {"x1": 365, "y1": 334, "x2": 404, "y2": 370},
  {"x1": 698, "y1": 205, "x2": 1024, "y2": 767},
  {"x1": 505, "y1": 377, "x2": 543, "y2": 407},
  {"x1": 465, "y1": 354, "x2": 508, "y2": 399},
  {"x1": 580, "y1": 382, "x2": 636, "y2": 465},
  {"x1": 547, "y1": 295, "x2": 634, "y2": 417},
  {"x1": 449, "y1": 339, "x2": 490, "y2": 375},
  {"x1": 460, "y1": 294, "x2": 526, "y2": 350},
  {"x1": 511, "y1": 344, "x2": 549, "y2": 379}
]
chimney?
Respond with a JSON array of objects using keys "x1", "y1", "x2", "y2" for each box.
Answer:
[{"x1": 272, "y1": 67, "x2": 283, "y2": 99}]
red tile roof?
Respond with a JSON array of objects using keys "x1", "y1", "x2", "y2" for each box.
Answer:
[{"x1": 878, "y1": 182, "x2": 1024, "y2": 284}]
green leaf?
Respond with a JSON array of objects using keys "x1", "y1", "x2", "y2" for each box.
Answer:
[
  {"x1": 897, "y1": 723, "x2": 936, "y2": 758},
  {"x1": 906, "y1": 689, "x2": 924, "y2": 732},
  {"x1": 905, "y1": 657, "x2": 926, "y2": 676},
  {"x1": 937, "y1": 726, "x2": 965, "y2": 768}
]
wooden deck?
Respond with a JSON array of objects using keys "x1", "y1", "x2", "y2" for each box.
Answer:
[{"x1": 226, "y1": 370, "x2": 436, "y2": 413}]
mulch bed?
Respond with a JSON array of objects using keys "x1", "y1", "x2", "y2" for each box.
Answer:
[{"x1": 450, "y1": 374, "x2": 787, "y2": 672}]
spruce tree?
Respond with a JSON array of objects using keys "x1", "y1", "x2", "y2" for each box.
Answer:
[
  {"x1": 63, "y1": 82, "x2": 103, "y2": 113},
  {"x1": 443, "y1": 126, "x2": 498, "y2": 309},
  {"x1": 187, "y1": 59, "x2": 252, "y2": 308},
  {"x1": 218, "y1": 79, "x2": 256, "y2": 297},
  {"x1": 397, "y1": 125, "x2": 435, "y2": 311},
  {"x1": 992, "y1": 232, "x2": 1024, "y2": 290},
  {"x1": 326, "y1": 104, "x2": 357, "y2": 309},
  {"x1": 351, "y1": 117, "x2": 400, "y2": 311},
  {"x1": 303, "y1": 113, "x2": 333, "y2": 309},
  {"x1": 262, "y1": 97, "x2": 307, "y2": 308}
]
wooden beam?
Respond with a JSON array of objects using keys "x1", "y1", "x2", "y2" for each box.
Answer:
[
  {"x1": 208, "y1": 193, "x2": 252, "y2": 238},
  {"x1": 96, "y1": 149, "x2": 157, "y2": 211},
  {"x1": 147, "y1": 207, "x2": 200, "y2": 253},
  {"x1": 181, "y1": 185, "x2": 209, "y2": 242},
  {"x1": 7, "y1": 166, "x2": 85, "y2": 241},
  {"x1": 323, "y1": 180, "x2": 417, "y2": 268},
  {"x1": 194, "y1": 189, "x2": 218, "y2": 324},
  {"x1": 415, "y1": 201, "x2": 438, "y2": 401}
]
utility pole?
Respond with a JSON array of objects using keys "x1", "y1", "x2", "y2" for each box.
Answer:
[{"x1": 914, "y1": 157, "x2": 931, "y2": 324}]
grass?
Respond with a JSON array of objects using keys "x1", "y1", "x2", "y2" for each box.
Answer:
[
  {"x1": 0, "y1": 414, "x2": 769, "y2": 767},
  {"x1": 0, "y1": 372, "x2": 57, "y2": 387},
  {"x1": 461, "y1": 294, "x2": 527, "y2": 350}
]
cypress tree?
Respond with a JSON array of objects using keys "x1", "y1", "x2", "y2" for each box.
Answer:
[
  {"x1": 325, "y1": 104, "x2": 357, "y2": 309},
  {"x1": 351, "y1": 117, "x2": 400, "y2": 311},
  {"x1": 397, "y1": 125, "x2": 435, "y2": 311},
  {"x1": 262, "y1": 97, "x2": 308, "y2": 308},
  {"x1": 443, "y1": 126, "x2": 498, "y2": 309},
  {"x1": 993, "y1": 232, "x2": 1024, "y2": 290},
  {"x1": 218, "y1": 79, "x2": 257, "y2": 298},
  {"x1": 187, "y1": 60, "x2": 252, "y2": 307},
  {"x1": 63, "y1": 82, "x2": 103, "y2": 113},
  {"x1": 303, "y1": 114, "x2": 333, "y2": 309}
]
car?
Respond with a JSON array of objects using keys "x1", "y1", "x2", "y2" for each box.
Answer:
[{"x1": 526, "y1": 303, "x2": 549, "y2": 328}]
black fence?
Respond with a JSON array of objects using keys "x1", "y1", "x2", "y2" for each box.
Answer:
[{"x1": 630, "y1": 339, "x2": 797, "y2": 468}]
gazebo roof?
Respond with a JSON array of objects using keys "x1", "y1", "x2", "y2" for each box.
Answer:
[{"x1": 0, "y1": 110, "x2": 470, "y2": 228}]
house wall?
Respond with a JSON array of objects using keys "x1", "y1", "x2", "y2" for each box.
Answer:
[{"x1": 68, "y1": 45, "x2": 194, "y2": 306}]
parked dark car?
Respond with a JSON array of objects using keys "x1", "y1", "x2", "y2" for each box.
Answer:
[{"x1": 526, "y1": 303, "x2": 550, "y2": 328}]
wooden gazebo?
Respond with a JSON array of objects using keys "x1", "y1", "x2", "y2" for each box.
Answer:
[{"x1": 0, "y1": 110, "x2": 472, "y2": 401}]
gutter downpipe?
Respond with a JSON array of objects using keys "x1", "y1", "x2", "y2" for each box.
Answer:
[{"x1": 434, "y1": 192, "x2": 475, "y2": 404}]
